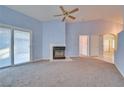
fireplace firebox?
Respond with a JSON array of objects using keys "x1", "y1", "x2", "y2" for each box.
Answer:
[{"x1": 53, "y1": 47, "x2": 65, "y2": 59}]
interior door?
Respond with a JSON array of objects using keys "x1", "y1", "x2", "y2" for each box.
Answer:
[{"x1": 90, "y1": 35, "x2": 99, "y2": 56}]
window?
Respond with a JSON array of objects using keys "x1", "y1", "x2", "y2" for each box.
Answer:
[
  {"x1": 0, "y1": 27, "x2": 11, "y2": 67},
  {"x1": 0, "y1": 25, "x2": 31, "y2": 68},
  {"x1": 14, "y1": 30, "x2": 31, "y2": 64}
]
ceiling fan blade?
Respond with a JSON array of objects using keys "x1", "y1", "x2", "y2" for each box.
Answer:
[
  {"x1": 54, "y1": 14, "x2": 63, "y2": 17},
  {"x1": 62, "y1": 17, "x2": 66, "y2": 21},
  {"x1": 60, "y1": 6, "x2": 65, "y2": 13},
  {"x1": 69, "y1": 8, "x2": 79, "y2": 14},
  {"x1": 68, "y1": 15, "x2": 76, "y2": 20}
]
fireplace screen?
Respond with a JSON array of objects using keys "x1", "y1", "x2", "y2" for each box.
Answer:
[{"x1": 53, "y1": 47, "x2": 65, "y2": 59}]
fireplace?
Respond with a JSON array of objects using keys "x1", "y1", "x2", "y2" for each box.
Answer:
[{"x1": 53, "y1": 46, "x2": 65, "y2": 59}]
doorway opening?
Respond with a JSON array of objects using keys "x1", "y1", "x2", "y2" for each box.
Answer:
[
  {"x1": 103, "y1": 34, "x2": 116, "y2": 62},
  {"x1": 79, "y1": 35, "x2": 89, "y2": 57}
]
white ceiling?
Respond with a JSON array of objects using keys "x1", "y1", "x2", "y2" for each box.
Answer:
[{"x1": 6, "y1": 5, "x2": 123, "y2": 24}]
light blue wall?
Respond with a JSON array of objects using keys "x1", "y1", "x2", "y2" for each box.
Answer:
[
  {"x1": 0, "y1": 6, "x2": 42, "y2": 60},
  {"x1": 42, "y1": 21, "x2": 65, "y2": 59},
  {"x1": 66, "y1": 20, "x2": 122, "y2": 57},
  {"x1": 115, "y1": 31, "x2": 124, "y2": 77},
  {"x1": 0, "y1": 6, "x2": 123, "y2": 60}
]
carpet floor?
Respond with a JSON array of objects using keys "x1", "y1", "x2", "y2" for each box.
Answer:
[{"x1": 0, "y1": 57, "x2": 124, "y2": 87}]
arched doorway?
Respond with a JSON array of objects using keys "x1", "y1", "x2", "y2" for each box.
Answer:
[{"x1": 103, "y1": 34, "x2": 116, "y2": 63}]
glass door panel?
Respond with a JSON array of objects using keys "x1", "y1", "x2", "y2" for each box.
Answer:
[
  {"x1": 0, "y1": 27, "x2": 11, "y2": 68},
  {"x1": 14, "y1": 30, "x2": 30, "y2": 64}
]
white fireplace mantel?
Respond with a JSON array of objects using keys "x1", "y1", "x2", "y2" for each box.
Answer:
[{"x1": 50, "y1": 44, "x2": 66, "y2": 61}]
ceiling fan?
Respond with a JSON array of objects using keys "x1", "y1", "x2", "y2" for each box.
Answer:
[{"x1": 54, "y1": 6, "x2": 79, "y2": 21}]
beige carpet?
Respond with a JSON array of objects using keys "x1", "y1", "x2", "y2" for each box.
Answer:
[{"x1": 0, "y1": 57, "x2": 124, "y2": 87}]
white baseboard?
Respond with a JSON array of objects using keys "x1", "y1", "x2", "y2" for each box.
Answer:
[
  {"x1": 32, "y1": 58, "x2": 49, "y2": 62},
  {"x1": 115, "y1": 63, "x2": 124, "y2": 77}
]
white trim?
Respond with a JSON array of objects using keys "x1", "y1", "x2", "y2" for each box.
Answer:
[
  {"x1": 11, "y1": 28, "x2": 14, "y2": 65},
  {"x1": 0, "y1": 23, "x2": 13, "y2": 29},
  {"x1": 0, "y1": 23, "x2": 31, "y2": 32},
  {"x1": 50, "y1": 43, "x2": 66, "y2": 61},
  {"x1": 41, "y1": 57, "x2": 49, "y2": 60},
  {"x1": 115, "y1": 63, "x2": 124, "y2": 77},
  {"x1": 30, "y1": 58, "x2": 46, "y2": 62}
]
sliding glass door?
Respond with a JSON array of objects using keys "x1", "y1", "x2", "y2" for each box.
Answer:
[
  {"x1": 14, "y1": 30, "x2": 31, "y2": 65},
  {"x1": 0, "y1": 27, "x2": 11, "y2": 68},
  {"x1": 0, "y1": 25, "x2": 31, "y2": 68}
]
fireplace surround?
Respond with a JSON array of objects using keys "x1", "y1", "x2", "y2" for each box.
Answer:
[
  {"x1": 50, "y1": 44, "x2": 66, "y2": 61},
  {"x1": 53, "y1": 47, "x2": 65, "y2": 59}
]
